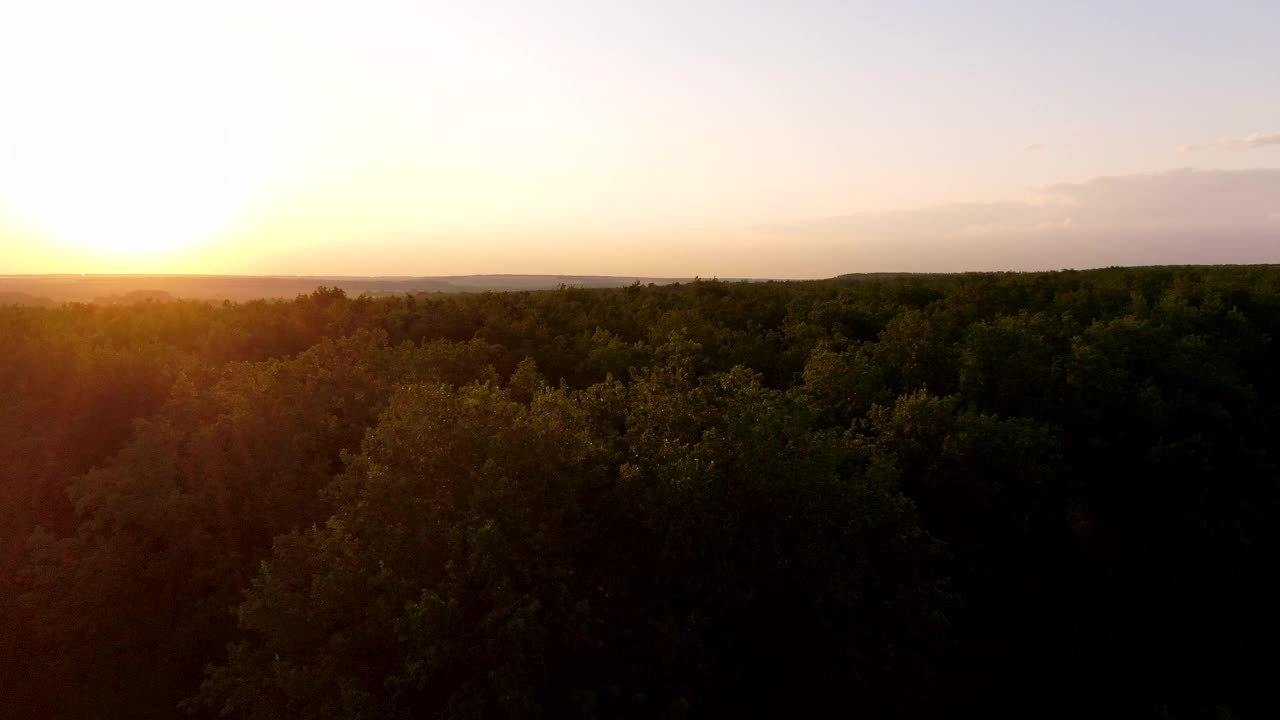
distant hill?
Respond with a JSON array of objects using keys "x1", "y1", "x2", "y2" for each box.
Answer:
[
  {"x1": 834, "y1": 272, "x2": 931, "y2": 280},
  {"x1": 0, "y1": 274, "x2": 710, "y2": 304},
  {"x1": 0, "y1": 291, "x2": 56, "y2": 307},
  {"x1": 89, "y1": 290, "x2": 178, "y2": 306}
]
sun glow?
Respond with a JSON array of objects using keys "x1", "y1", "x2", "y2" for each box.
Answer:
[{"x1": 0, "y1": 2, "x2": 284, "y2": 268}]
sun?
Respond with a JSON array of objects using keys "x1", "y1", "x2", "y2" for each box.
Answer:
[{"x1": 0, "y1": 3, "x2": 283, "y2": 267}]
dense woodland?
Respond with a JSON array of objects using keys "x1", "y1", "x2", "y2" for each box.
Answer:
[{"x1": 2, "y1": 266, "x2": 1279, "y2": 719}]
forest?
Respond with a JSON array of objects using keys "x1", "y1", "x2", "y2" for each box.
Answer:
[{"x1": 2, "y1": 266, "x2": 1278, "y2": 719}]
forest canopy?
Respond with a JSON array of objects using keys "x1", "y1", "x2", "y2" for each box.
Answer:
[{"x1": 2, "y1": 266, "x2": 1278, "y2": 719}]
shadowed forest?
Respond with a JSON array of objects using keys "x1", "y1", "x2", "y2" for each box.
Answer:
[{"x1": 2, "y1": 266, "x2": 1279, "y2": 719}]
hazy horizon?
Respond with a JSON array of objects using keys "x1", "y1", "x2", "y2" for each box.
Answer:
[{"x1": 1, "y1": 1, "x2": 1278, "y2": 277}]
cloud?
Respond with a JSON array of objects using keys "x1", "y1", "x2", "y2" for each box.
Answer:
[
  {"x1": 1178, "y1": 131, "x2": 1280, "y2": 154},
  {"x1": 1022, "y1": 143, "x2": 1045, "y2": 152},
  {"x1": 755, "y1": 168, "x2": 1280, "y2": 271}
]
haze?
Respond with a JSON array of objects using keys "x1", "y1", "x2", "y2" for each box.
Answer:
[{"x1": 1, "y1": 0, "x2": 1277, "y2": 278}]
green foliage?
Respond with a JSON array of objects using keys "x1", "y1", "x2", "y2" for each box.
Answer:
[{"x1": 1, "y1": 267, "x2": 1279, "y2": 718}]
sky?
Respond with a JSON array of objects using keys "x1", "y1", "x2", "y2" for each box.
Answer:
[{"x1": 0, "y1": 0, "x2": 1277, "y2": 278}]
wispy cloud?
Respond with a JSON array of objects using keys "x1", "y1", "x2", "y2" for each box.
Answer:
[
  {"x1": 756, "y1": 168, "x2": 1280, "y2": 271},
  {"x1": 1022, "y1": 143, "x2": 1045, "y2": 152},
  {"x1": 1178, "y1": 131, "x2": 1280, "y2": 154}
]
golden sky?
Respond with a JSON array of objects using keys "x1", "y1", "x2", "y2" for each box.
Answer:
[{"x1": 1, "y1": 1, "x2": 1278, "y2": 277}]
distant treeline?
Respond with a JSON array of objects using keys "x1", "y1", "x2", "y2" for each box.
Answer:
[
  {"x1": 0, "y1": 273, "x2": 697, "y2": 304},
  {"x1": 2, "y1": 266, "x2": 1279, "y2": 719},
  {"x1": 0, "y1": 291, "x2": 58, "y2": 307}
]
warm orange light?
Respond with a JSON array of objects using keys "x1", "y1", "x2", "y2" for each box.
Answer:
[{"x1": 0, "y1": 3, "x2": 282, "y2": 268}]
